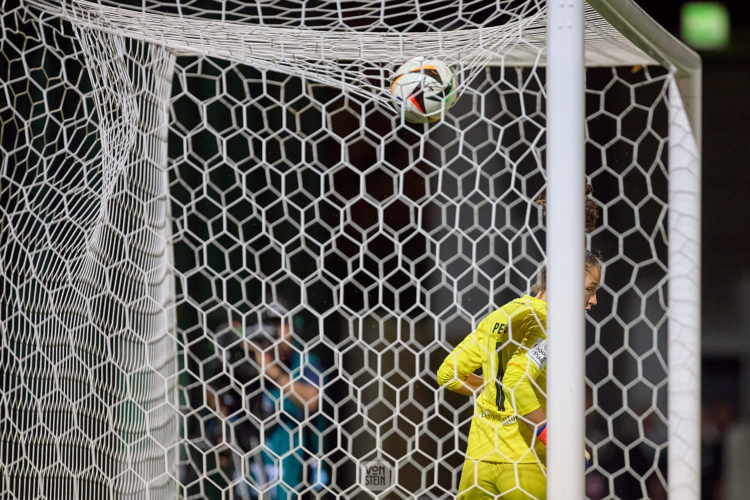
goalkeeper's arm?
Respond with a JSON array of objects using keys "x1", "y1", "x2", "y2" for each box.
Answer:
[
  {"x1": 436, "y1": 361, "x2": 484, "y2": 396},
  {"x1": 436, "y1": 328, "x2": 484, "y2": 396},
  {"x1": 522, "y1": 407, "x2": 547, "y2": 433},
  {"x1": 503, "y1": 349, "x2": 590, "y2": 467},
  {"x1": 525, "y1": 412, "x2": 591, "y2": 468}
]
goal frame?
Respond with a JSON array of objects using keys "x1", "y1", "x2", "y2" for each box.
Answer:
[
  {"x1": 0, "y1": 0, "x2": 702, "y2": 498},
  {"x1": 547, "y1": 1, "x2": 701, "y2": 498}
]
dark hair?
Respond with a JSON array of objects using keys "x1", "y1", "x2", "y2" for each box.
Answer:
[
  {"x1": 536, "y1": 182, "x2": 600, "y2": 234},
  {"x1": 532, "y1": 182, "x2": 601, "y2": 294}
]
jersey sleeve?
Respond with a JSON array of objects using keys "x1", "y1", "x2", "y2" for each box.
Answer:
[
  {"x1": 501, "y1": 313, "x2": 546, "y2": 415},
  {"x1": 436, "y1": 325, "x2": 485, "y2": 392}
]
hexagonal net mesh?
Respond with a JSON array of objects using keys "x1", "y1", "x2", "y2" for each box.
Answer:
[{"x1": 0, "y1": 1, "x2": 699, "y2": 499}]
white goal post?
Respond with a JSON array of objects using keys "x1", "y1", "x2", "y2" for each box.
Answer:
[
  {"x1": 546, "y1": 1, "x2": 702, "y2": 499},
  {"x1": 0, "y1": 0, "x2": 700, "y2": 499}
]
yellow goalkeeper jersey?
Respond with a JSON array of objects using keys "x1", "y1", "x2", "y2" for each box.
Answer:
[{"x1": 437, "y1": 295, "x2": 548, "y2": 464}]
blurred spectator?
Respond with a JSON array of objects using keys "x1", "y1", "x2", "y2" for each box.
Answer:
[{"x1": 206, "y1": 301, "x2": 329, "y2": 499}]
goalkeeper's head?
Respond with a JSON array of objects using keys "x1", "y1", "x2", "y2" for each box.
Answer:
[
  {"x1": 531, "y1": 250, "x2": 601, "y2": 310},
  {"x1": 532, "y1": 181, "x2": 602, "y2": 310}
]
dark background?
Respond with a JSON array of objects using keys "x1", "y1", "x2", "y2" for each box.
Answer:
[
  {"x1": 635, "y1": 2, "x2": 750, "y2": 499},
  {"x1": 636, "y1": 0, "x2": 750, "y2": 341}
]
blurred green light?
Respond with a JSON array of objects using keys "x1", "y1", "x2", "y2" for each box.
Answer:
[{"x1": 681, "y1": 2, "x2": 730, "y2": 49}]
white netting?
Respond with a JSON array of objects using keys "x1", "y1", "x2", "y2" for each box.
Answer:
[
  {"x1": 0, "y1": 0, "x2": 694, "y2": 498},
  {"x1": 27, "y1": 0, "x2": 657, "y2": 109}
]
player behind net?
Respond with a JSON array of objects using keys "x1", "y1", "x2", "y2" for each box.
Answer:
[
  {"x1": 436, "y1": 184, "x2": 601, "y2": 499},
  {"x1": 204, "y1": 299, "x2": 329, "y2": 498}
]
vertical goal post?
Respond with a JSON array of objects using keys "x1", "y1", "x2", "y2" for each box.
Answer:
[
  {"x1": 588, "y1": 2, "x2": 703, "y2": 498},
  {"x1": 0, "y1": 0, "x2": 700, "y2": 499},
  {"x1": 546, "y1": 0, "x2": 586, "y2": 497},
  {"x1": 546, "y1": 1, "x2": 702, "y2": 499}
]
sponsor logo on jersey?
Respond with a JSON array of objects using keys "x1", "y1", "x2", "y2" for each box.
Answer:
[
  {"x1": 480, "y1": 410, "x2": 517, "y2": 426},
  {"x1": 528, "y1": 338, "x2": 547, "y2": 369}
]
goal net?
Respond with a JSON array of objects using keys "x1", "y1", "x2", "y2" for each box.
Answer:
[{"x1": 0, "y1": 0, "x2": 700, "y2": 498}]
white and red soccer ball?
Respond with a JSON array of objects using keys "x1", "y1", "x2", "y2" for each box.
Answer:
[{"x1": 390, "y1": 57, "x2": 458, "y2": 123}]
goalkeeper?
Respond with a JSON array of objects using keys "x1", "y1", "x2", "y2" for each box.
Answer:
[{"x1": 437, "y1": 188, "x2": 601, "y2": 500}]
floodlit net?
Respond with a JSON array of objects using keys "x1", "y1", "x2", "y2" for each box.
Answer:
[{"x1": 1, "y1": 0, "x2": 678, "y2": 498}]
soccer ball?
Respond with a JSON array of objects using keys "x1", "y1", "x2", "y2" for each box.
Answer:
[{"x1": 390, "y1": 57, "x2": 457, "y2": 123}]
